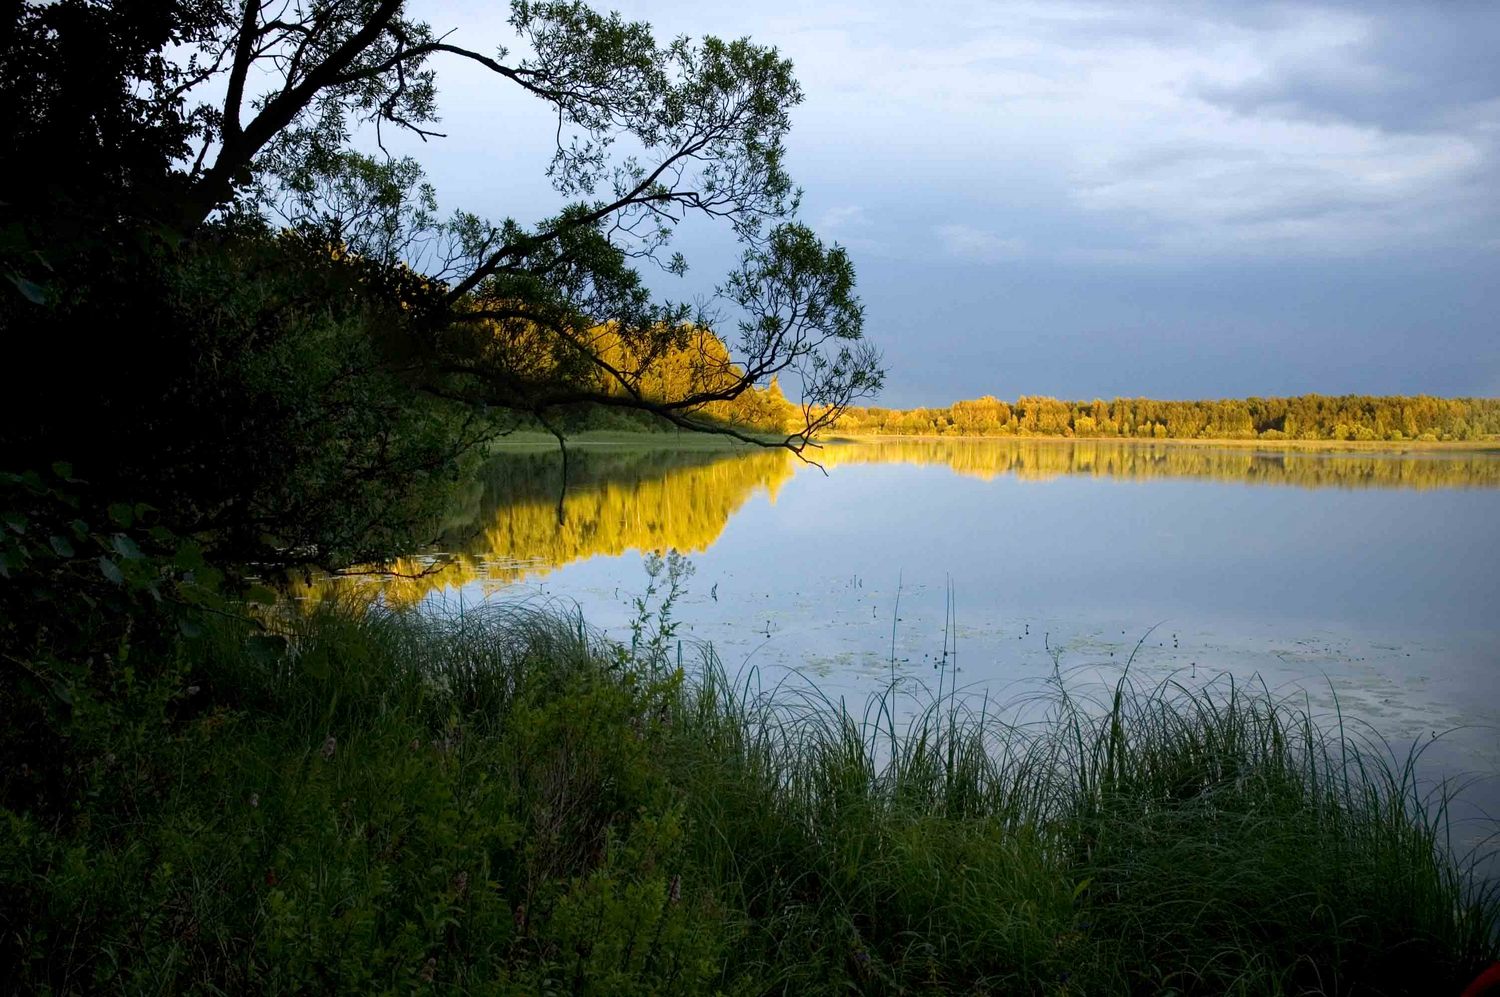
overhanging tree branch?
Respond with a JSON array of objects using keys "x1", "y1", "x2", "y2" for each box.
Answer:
[{"x1": 163, "y1": 0, "x2": 879, "y2": 452}]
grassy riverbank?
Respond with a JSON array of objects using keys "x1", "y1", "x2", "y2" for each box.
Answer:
[{"x1": 4, "y1": 596, "x2": 1496, "y2": 994}]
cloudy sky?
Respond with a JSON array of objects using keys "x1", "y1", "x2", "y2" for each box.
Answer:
[{"x1": 409, "y1": 0, "x2": 1499, "y2": 406}]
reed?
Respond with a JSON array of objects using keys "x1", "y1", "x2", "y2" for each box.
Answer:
[{"x1": 3, "y1": 596, "x2": 1495, "y2": 994}]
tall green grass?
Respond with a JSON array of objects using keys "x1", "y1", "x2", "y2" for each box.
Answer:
[{"x1": 3, "y1": 597, "x2": 1495, "y2": 994}]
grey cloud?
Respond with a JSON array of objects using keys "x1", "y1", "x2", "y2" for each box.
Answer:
[{"x1": 1194, "y1": 5, "x2": 1500, "y2": 133}]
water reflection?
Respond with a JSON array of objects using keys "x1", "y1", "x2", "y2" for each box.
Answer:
[
  {"x1": 819, "y1": 438, "x2": 1500, "y2": 489},
  {"x1": 310, "y1": 438, "x2": 1498, "y2": 605},
  {"x1": 329, "y1": 446, "x2": 795, "y2": 604}
]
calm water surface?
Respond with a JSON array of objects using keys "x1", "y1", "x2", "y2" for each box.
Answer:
[{"x1": 346, "y1": 439, "x2": 1500, "y2": 841}]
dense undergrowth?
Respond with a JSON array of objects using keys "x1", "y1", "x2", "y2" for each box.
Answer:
[{"x1": 2, "y1": 574, "x2": 1497, "y2": 994}]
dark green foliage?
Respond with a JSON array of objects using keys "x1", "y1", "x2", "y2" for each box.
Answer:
[
  {"x1": 2, "y1": 223, "x2": 487, "y2": 569},
  {"x1": 0, "y1": 1, "x2": 482, "y2": 570},
  {"x1": 0, "y1": 1, "x2": 223, "y2": 256},
  {"x1": 0, "y1": 464, "x2": 228, "y2": 819}
]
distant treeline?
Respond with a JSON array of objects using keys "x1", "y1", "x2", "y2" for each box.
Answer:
[{"x1": 833, "y1": 394, "x2": 1500, "y2": 442}]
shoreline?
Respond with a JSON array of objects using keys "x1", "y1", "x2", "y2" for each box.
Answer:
[
  {"x1": 491, "y1": 428, "x2": 1500, "y2": 456},
  {"x1": 488, "y1": 428, "x2": 787, "y2": 451}
]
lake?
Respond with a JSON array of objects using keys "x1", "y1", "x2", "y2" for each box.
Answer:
[{"x1": 334, "y1": 437, "x2": 1500, "y2": 848}]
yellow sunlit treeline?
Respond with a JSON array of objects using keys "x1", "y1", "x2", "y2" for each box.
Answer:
[
  {"x1": 460, "y1": 307, "x2": 798, "y2": 433},
  {"x1": 833, "y1": 394, "x2": 1500, "y2": 442},
  {"x1": 593, "y1": 324, "x2": 797, "y2": 433}
]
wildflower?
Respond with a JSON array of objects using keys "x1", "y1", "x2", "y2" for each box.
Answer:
[
  {"x1": 513, "y1": 902, "x2": 527, "y2": 930},
  {"x1": 248, "y1": 793, "x2": 259, "y2": 808},
  {"x1": 186, "y1": 685, "x2": 200, "y2": 696},
  {"x1": 668, "y1": 874, "x2": 681, "y2": 906},
  {"x1": 264, "y1": 868, "x2": 278, "y2": 887},
  {"x1": 418, "y1": 957, "x2": 436, "y2": 983},
  {"x1": 321, "y1": 734, "x2": 336, "y2": 760},
  {"x1": 452, "y1": 870, "x2": 468, "y2": 897}
]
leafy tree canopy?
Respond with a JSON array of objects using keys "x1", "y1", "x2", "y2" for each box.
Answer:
[{"x1": 0, "y1": 0, "x2": 882, "y2": 569}]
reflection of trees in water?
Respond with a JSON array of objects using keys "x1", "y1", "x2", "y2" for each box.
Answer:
[
  {"x1": 304, "y1": 439, "x2": 1498, "y2": 606},
  {"x1": 820, "y1": 439, "x2": 1500, "y2": 490},
  {"x1": 309, "y1": 447, "x2": 797, "y2": 605}
]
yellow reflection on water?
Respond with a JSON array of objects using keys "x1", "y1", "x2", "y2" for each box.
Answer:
[
  {"x1": 304, "y1": 438, "x2": 1498, "y2": 605},
  {"x1": 820, "y1": 438, "x2": 1500, "y2": 489},
  {"x1": 303, "y1": 446, "x2": 796, "y2": 606}
]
